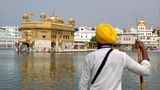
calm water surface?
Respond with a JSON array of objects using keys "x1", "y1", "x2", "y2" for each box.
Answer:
[{"x1": 0, "y1": 50, "x2": 160, "y2": 90}]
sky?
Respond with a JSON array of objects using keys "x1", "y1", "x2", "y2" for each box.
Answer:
[{"x1": 0, "y1": 0, "x2": 160, "y2": 29}]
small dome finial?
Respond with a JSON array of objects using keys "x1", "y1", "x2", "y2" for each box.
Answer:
[
  {"x1": 40, "y1": 12, "x2": 46, "y2": 21},
  {"x1": 22, "y1": 13, "x2": 30, "y2": 22},
  {"x1": 68, "y1": 17, "x2": 75, "y2": 26}
]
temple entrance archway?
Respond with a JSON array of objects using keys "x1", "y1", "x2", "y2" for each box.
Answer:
[
  {"x1": 18, "y1": 42, "x2": 30, "y2": 51},
  {"x1": 51, "y1": 41, "x2": 56, "y2": 51}
]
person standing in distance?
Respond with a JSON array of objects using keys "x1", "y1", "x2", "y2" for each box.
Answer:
[{"x1": 78, "y1": 23, "x2": 150, "y2": 90}]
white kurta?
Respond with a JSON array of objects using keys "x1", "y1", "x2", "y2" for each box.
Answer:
[{"x1": 79, "y1": 48, "x2": 150, "y2": 90}]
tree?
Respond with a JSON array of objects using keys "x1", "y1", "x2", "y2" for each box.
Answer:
[
  {"x1": 90, "y1": 36, "x2": 96, "y2": 42},
  {"x1": 89, "y1": 36, "x2": 97, "y2": 49},
  {"x1": 152, "y1": 28, "x2": 157, "y2": 33}
]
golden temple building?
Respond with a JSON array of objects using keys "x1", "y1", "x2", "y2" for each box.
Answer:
[{"x1": 18, "y1": 12, "x2": 75, "y2": 52}]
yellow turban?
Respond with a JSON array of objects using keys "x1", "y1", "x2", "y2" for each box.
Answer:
[{"x1": 96, "y1": 23, "x2": 117, "y2": 44}]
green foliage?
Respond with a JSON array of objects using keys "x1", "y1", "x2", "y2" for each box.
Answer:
[
  {"x1": 152, "y1": 28, "x2": 158, "y2": 33},
  {"x1": 152, "y1": 28, "x2": 157, "y2": 33},
  {"x1": 90, "y1": 36, "x2": 96, "y2": 42}
]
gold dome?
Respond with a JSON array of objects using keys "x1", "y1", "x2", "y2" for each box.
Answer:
[
  {"x1": 47, "y1": 16, "x2": 64, "y2": 24},
  {"x1": 22, "y1": 13, "x2": 30, "y2": 22},
  {"x1": 23, "y1": 13, "x2": 29, "y2": 20},
  {"x1": 138, "y1": 19, "x2": 146, "y2": 26}
]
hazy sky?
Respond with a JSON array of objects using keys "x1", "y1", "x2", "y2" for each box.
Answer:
[{"x1": 0, "y1": 0, "x2": 159, "y2": 28}]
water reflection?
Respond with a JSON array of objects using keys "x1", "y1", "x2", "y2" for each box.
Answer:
[
  {"x1": 20, "y1": 52, "x2": 74, "y2": 90},
  {"x1": 0, "y1": 50, "x2": 159, "y2": 90},
  {"x1": 0, "y1": 50, "x2": 20, "y2": 90}
]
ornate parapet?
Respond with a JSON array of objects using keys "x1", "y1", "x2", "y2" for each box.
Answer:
[{"x1": 20, "y1": 21, "x2": 74, "y2": 31}]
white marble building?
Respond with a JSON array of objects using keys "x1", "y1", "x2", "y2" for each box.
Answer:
[
  {"x1": 74, "y1": 20, "x2": 159, "y2": 50},
  {"x1": 129, "y1": 19, "x2": 158, "y2": 49},
  {"x1": 74, "y1": 26, "x2": 95, "y2": 42},
  {"x1": 116, "y1": 28, "x2": 138, "y2": 51},
  {"x1": 0, "y1": 26, "x2": 20, "y2": 48},
  {"x1": 74, "y1": 26, "x2": 95, "y2": 49}
]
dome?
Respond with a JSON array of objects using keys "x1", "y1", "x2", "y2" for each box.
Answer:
[
  {"x1": 40, "y1": 13, "x2": 46, "y2": 19},
  {"x1": 47, "y1": 16, "x2": 57, "y2": 22},
  {"x1": 68, "y1": 17, "x2": 75, "y2": 22},
  {"x1": 22, "y1": 13, "x2": 29, "y2": 20},
  {"x1": 56, "y1": 17, "x2": 64, "y2": 23},
  {"x1": 68, "y1": 17, "x2": 75, "y2": 26},
  {"x1": 138, "y1": 19, "x2": 146, "y2": 26},
  {"x1": 47, "y1": 16, "x2": 64, "y2": 24}
]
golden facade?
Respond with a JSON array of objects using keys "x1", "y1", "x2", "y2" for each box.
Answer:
[{"x1": 19, "y1": 12, "x2": 75, "y2": 52}]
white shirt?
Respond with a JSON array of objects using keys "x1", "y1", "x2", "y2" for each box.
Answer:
[{"x1": 79, "y1": 48, "x2": 150, "y2": 90}]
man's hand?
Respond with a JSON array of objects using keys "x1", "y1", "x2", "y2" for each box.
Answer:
[
  {"x1": 135, "y1": 40, "x2": 146, "y2": 51},
  {"x1": 135, "y1": 39, "x2": 149, "y2": 61}
]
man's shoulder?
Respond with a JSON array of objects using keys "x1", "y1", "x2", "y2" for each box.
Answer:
[
  {"x1": 112, "y1": 49, "x2": 126, "y2": 54},
  {"x1": 87, "y1": 48, "x2": 127, "y2": 57},
  {"x1": 86, "y1": 50, "x2": 97, "y2": 57}
]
